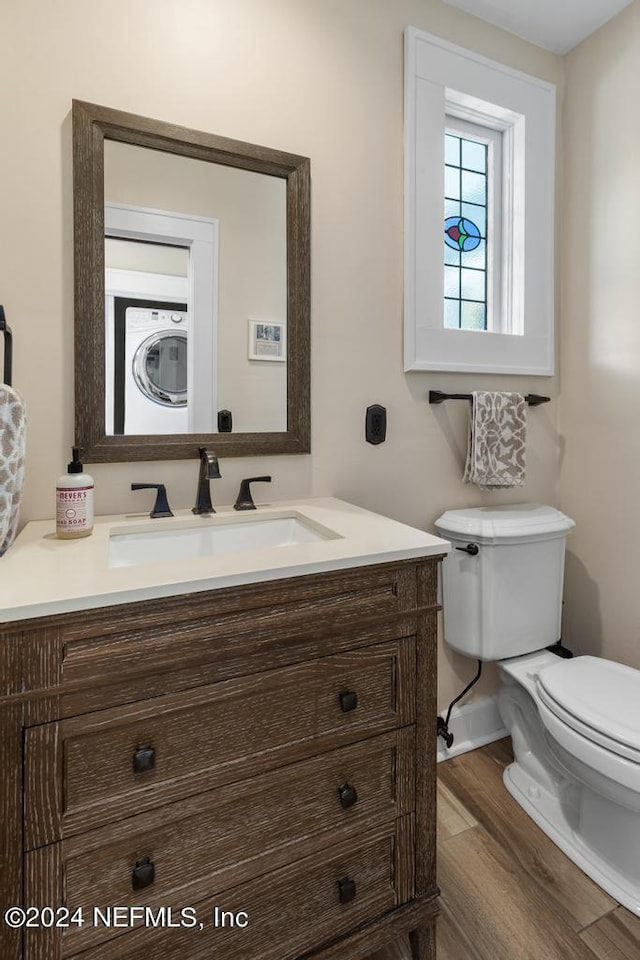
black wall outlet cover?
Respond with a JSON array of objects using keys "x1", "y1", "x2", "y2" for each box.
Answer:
[
  {"x1": 218, "y1": 409, "x2": 233, "y2": 433},
  {"x1": 365, "y1": 404, "x2": 387, "y2": 444}
]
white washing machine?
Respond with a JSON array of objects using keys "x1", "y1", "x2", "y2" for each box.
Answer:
[{"x1": 123, "y1": 306, "x2": 189, "y2": 434}]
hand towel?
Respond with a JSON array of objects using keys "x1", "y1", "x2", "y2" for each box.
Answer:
[
  {"x1": 463, "y1": 391, "x2": 526, "y2": 490},
  {"x1": 0, "y1": 384, "x2": 26, "y2": 556}
]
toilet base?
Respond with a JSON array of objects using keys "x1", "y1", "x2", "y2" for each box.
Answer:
[
  {"x1": 504, "y1": 757, "x2": 640, "y2": 916},
  {"x1": 497, "y1": 650, "x2": 640, "y2": 917}
]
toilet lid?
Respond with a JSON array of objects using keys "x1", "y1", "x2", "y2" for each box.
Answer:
[{"x1": 537, "y1": 656, "x2": 640, "y2": 756}]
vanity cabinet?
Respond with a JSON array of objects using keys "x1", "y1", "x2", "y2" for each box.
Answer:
[{"x1": 0, "y1": 557, "x2": 442, "y2": 960}]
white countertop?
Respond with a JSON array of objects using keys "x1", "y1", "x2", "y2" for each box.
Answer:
[{"x1": 0, "y1": 498, "x2": 450, "y2": 624}]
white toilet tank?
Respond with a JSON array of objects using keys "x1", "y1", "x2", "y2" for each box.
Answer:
[{"x1": 435, "y1": 504, "x2": 575, "y2": 661}]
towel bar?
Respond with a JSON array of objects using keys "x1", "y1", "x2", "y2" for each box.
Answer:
[
  {"x1": 0, "y1": 306, "x2": 12, "y2": 387},
  {"x1": 429, "y1": 390, "x2": 550, "y2": 407}
]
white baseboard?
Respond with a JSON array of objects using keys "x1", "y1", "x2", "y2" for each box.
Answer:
[{"x1": 437, "y1": 694, "x2": 508, "y2": 763}]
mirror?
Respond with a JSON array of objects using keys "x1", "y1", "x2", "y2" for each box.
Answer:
[{"x1": 72, "y1": 100, "x2": 310, "y2": 462}]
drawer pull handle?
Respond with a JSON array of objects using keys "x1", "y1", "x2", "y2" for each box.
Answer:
[
  {"x1": 131, "y1": 858, "x2": 155, "y2": 890},
  {"x1": 339, "y1": 690, "x2": 358, "y2": 713},
  {"x1": 337, "y1": 876, "x2": 357, "y2": 904},
  {"x1": 338, "y1": 782, "x2": 358, "y2": 809},
  {"x1": 132, "y1": 746, "x2": 156, "y2": 775}
]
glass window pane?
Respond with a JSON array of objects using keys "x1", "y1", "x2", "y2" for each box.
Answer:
[
  {"x1": 445, "y1": 135, "x2": 460, "y2": 167},
  {"x1": 445, "y1": 165, "x2": 460, "y2": 200},
  {"x1": 445, "y1": 198, "x2": 461, "y2": 219},
  {"x1": 460, "y1": 267, "x2": 485, "y2": 301},
  {"x1": 443, "y1": 129, "x2": 491, "y2": 333},
  {"x1": 461, "y1": 238, "x2": 485, "y2": 270},
  {"x1": 444, "y1": 243, "x2": 461, "y2": 266},
  {"x1": 461, "y1": 138, "x2": 486, "y2": 173},
  {"x1": 461, "y1": 203, "x2": 486, "y2": 236},
  {"x1": 444, "y1": 299, "x2": 460, "y2": 329},
  {"x1": 444, "y1": 265, "x2": 460, "y2": 299},
  {"x1": 461, "y1": 301, "x2": 486, "y2": 330},
  {"x1": 461, "y1": 170, "x2": 486, "y2": 206}
]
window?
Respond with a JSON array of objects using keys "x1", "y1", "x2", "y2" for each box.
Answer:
[
  {"x1": 444, "y1": 118, "x2": 501, "y2": 333},
  {"x1": 404, "y1": 28, "x2": 556, "y2": 375}
]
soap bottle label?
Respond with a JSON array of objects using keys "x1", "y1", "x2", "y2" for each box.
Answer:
[{"x1": 56, "y1": 485, "x2": 94, "y2": 533}]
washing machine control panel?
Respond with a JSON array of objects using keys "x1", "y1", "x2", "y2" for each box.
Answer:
[{"x1": 126, "y1": 309, "x2": 187, "y2": 331}]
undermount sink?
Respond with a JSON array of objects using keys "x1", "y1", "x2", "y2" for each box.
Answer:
[{"x1": 108, "y1": 513, "x2": 338, "y2": 569}]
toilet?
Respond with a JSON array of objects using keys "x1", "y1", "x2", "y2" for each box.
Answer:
[{"x1": 435, "y1": 503, "x2": 640, "y2": 916}]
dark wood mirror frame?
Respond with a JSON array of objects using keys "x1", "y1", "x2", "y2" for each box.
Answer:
[{"x1": 72, "y1": 100, "x2": 310, "y2": 463}]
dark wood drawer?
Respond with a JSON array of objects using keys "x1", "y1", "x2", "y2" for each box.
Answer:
[
  {"x1": 24, "y1": 817, "x2": 414, "y2": 960},
  {"x1": 58, "y1": 565, "x2": 423, "y2": 696},
  {"x1": 26, "y1": 729, "x2": 414, "y2": 955},
  {"x1": 25, "y1": 638, "x2": 416, "y2": 845}
]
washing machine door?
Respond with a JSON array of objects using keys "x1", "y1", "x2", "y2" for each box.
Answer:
[{"x1": 132, "y1": 330, "x2": 188, "y2": 407}]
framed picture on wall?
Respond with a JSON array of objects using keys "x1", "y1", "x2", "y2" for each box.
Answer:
[{"x1": 248, "y1": 320, "x2": 286, "y2": 361}]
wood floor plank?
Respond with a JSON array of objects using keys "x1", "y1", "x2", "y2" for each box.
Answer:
[
  {"x1": 436, "y1": 899, "x2": 484, "y2": 960},
  {"x1": 437, "y1": 779, "x2": 477, "y2": 842},
  {"x1": 482, "y1": 736, "x2": 513, "y2": 768},
  {"x1": 579, "y1": 908, "x2": 640, "y2": 960},
  {"x1": 439, "y1": 825, "x2": 601, "y2": 960},
  {"x1": 438, "y1": 741, "x2": 616, "y2": 930}
]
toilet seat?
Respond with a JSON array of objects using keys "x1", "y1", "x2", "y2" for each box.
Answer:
[
  {"x1": 537, "y1": 695, "x2": 640, "y2": 800},
  {"x1": 536, "y1": 655, "x2": 640, "y2": 764}
]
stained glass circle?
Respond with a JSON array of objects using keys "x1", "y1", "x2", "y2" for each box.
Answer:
[{"x1": 444, "y1": 216, "x2": 481, "y2": 252}]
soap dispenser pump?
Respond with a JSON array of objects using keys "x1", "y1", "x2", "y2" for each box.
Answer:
[{"x1": 56, "y1": 447, "x2": 94, "y2": 539}]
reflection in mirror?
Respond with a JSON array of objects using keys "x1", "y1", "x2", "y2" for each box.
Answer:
[
  {"x1": 105, "y1": 143, "x2": 287, "y2": 436},
  {"x1": 73, "y1": 100, "x2": 310, "y2": 462},
  {"x1": 105, "y1": 238, "x2": 190, "y2": 435}
]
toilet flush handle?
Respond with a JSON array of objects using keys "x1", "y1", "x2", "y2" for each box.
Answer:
[{"x1": 456, "y1": 543, "x2": 479, "y2": 556}]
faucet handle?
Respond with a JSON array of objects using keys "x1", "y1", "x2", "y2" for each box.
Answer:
[
  {"x1": 233, "y1": 476, "x2": 272, "y2": 511},
  {"x1": 131, "y1": 483, "x2": 174, "y2": 518},
  {"x1": 199, "y1": 447, "x2": 221, "y2": 478}
]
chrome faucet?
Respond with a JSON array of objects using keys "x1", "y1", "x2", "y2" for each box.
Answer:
[{"x1": 192, "y1": 448, "x2": 221, "y2": 515}]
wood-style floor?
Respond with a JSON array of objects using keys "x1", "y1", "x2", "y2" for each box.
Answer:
[{"x1": 370, "y1": 739, "x2": 640, "y2": 960}]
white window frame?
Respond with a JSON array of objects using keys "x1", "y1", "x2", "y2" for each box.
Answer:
[{"x1": 404, "y1": 27, "x2": 556, "y2": 375}]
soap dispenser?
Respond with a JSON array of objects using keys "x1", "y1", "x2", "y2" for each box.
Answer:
[{"x1": 56, "y1": 447, "x2": 94, "y2": 539}]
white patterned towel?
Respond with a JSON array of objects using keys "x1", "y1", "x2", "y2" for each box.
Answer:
[
  {"x1": 463, "y1": 391, "x2": 526, "y2": 490},
  {"x1": 0, "y1": 384, "x2": 26, "y2": 556}
]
